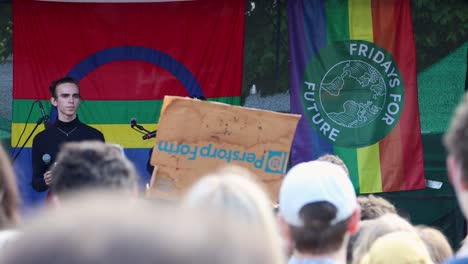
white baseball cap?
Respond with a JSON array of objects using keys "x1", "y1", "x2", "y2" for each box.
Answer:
[{"x1": 279, "y1": 160, "x2": 357, "y2": 227}]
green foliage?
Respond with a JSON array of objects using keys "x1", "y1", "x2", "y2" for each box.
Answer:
[
  {"x1": 0, "y1": 4, "x2": 12, "y2": 63},
  {"x1": 412, "y1": 0, "x2": 468, "y2": 71},
  {"x1": 1, "y1": 1, "x2": 465, "y2": 94},
  {"x1": 243, "y1": 0, "x2": 468, "y2": 100},
  {"x1": 242, "y1": 0, "x2": 289, "y2": 100}
]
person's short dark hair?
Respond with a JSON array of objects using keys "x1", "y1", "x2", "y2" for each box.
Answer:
[
  {"x1": 318, "y1": 154, "x2": 350, "y2": 177},
  {"x1": 49, "y1": 77, "x2": 80, "y2": 98},
  {"x1": 51, "y1": 141, "x2": 137, "y2": 196},
  {"x1": 357, "y1": 195, "x2": 396, "y2": 220},
  {"x1": 444, "y1": 101, "x2": 468, "y2": 183},
  {"x1": 289, "y1": 202, "x2": 350, "y2": 254},
  {"x1": 279, "y1": 161, "x2": 358, "y2": 255}
]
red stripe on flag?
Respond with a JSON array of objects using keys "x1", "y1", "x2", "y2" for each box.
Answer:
[
  {"x1": 80, "y1": 61, "x2": 189, "y2": 100},
  {"x1": 395, "y1": 1, "x2": 425, "y2": 190},
  {"x1": 13, "y1": 0, "x2": 244, "y2": 100},
  {"x1": 371, "y1": 0, "x2": 405, "y2": 191},
  {"x1": 374, "y1": 0, "x2": 424, "y2": 191}
]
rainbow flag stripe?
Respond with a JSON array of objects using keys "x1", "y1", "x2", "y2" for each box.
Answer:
[
  {"x1": 11, "y1": 97, "x2": 240, "y2": 148},
  {"x1": 12, "y1": 0, "x2": 245, "y2": 207},
  {"x1": 289, "y1": 0, "x2": 425, "y2": 193}
]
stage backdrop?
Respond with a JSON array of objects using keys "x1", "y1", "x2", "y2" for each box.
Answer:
[
  {"x1": 12, "y1": 0, "x2": 244, "y2": 207},
  {"x1": 288, "y1": 0, "x2": 425, "y2": 193}
]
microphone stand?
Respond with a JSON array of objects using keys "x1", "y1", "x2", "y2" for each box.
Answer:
[
  {"x1": 142, "y1": 130, "x2": 157, "y2": 140},
  {"x1": 12, "y1": 116, "x2": 47, "y2": 163},
  {"x1": 133, "y1": 124, "x2": 152, "y2": 135},
  {"x1": 130, "y1": 122, "x2": 157, "y2": 140}
]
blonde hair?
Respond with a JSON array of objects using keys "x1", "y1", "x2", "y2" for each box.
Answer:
[
  {"x1": 352, "y1": 213, "x2": 416, "y2": 264},
  {"x1": 359, "y1": 231, "x2": 433, "y2": 264},
  {"x1": 416, "y1": 225, "x2": 453, "y2": 263},
  {"x1": 0, "y1": 144, "x2": 20, "y2": 227},
  {"x1": 184, "y1": 165, "x2": 285, "y2": 264},
  {"x1": 2, "y1": 191, "x2": 278, "y2": 264}
]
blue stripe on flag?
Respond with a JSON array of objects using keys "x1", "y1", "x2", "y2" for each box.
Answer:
[{"x1": 13, "y1": 148, "x2": 153, "y2": 210}]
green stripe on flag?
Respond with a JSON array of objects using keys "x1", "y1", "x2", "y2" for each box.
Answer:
[
  {"x1": 325, "y1": 0, "x2": 350, "y2": 43},
  {"x1": 334, "y1": 146, "x2": 360, "y2": 193},
  {"x1": 13, "y1": 97, "x2": 241, "y2": 124}
]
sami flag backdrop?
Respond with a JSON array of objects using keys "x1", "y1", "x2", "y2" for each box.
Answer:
[
  {"x1": 12, "y1": 0, "x2": 245, "y2": 207},
  {"x1": 289, "y1": 0, "x2": 425, "y2": 193}
]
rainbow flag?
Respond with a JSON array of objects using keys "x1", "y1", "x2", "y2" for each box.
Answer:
[
  {"x1": 12, "y1": 0, "x2": 244, "y2": 206},
  {"x1": 288, "y1": 0, "x2": 425, "y2": 193}
]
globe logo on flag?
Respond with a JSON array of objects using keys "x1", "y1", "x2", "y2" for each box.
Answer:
[
  {"x1": 320, "y1": 60, "x2": 386, "y2": 128},
  {"x1": 301, "y1": 40, "x2": 405, "y2": 148}
]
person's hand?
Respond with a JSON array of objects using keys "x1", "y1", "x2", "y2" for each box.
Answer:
[{"x1": 44, "y1": 171, "x2": 53, "y2": 186}]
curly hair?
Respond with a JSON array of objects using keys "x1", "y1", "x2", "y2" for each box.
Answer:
[{"x1": 357, "y1": 195, "x2": 396, "y2": 220}]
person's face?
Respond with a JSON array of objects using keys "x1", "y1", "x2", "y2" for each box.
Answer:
[
  {"x1": 448, "y1": 156, "x2": 468, "y2": 219},
  {"x1": 51, "y1": 82, "x2": 81, "y2": 121}
]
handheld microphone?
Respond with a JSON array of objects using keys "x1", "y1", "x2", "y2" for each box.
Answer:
[
  {"x1": 142, "y1": 131, "x2": 157, "y2": 140},
  {"x1": 42, "y1": 153, "x2": 51, "y2": 165}
]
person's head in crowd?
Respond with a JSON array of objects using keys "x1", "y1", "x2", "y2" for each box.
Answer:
[
  {"x1": 184, "y1": 165, "x2": 285, "y2": 264},
  {"x1": 0, "y1": 144, "x2": 20, "y2": 227},
  {"x1": 1, "y1": 192, "x2": 278, "y2": 264},
  {"x1": 416, "y1": 225, "x2": 453, "y2": 263},
  {"x1": 51, "y1": 141, "x2": 138, "y2": 197},
  {"x1": 352, "y1": 213, "x2": 416, "y2": 264},
  {"x1": 357, "y1": 194, "x2": 397, "y2": 220},
  {"x1": 49, "y1": 77, "x2": 81, "y2": 122},
  {"x1": 443, "y1": 96, "x2": 468, "y2": 263},
  {"x1": 318, "y1": 154, "x2": 350, "y2": 177},
  {"x1": 359, "y1": 231, "x2": 434, "y2": 264},
  {"x1": 109, "y1": 143, "x2": 125, "y2": 156},
  {"x1": 346, "y1": 220, "x2": 373, "y2": 264},
  {"x1": 444, "y1": 101, "x2": 468, "y2": 219},
  {"x1": 278, "y1": 160, "x2": 360, "y2": 262}
]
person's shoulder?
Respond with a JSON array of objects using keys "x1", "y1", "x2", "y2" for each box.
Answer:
[
  {"x1": 33, "y1": 127, "x2": 54, "y2": 142},
  {"x1": 80, "y1": 123, "x2": 105, "y2": 140},
  {"x1": 444, "y1": 257, "x2": 468, "y2": 264},
  {"x1": 0, "y1": 229, "x2": 20, "y2": 250}
]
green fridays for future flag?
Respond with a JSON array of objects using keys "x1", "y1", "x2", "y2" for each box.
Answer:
[{"x1": 288, "y1": 0, "x2": 425, "y2": 193}]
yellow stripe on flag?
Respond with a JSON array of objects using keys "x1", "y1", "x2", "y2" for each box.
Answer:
[
  {"x1": 357, "y1": 143, "x2": 382, "y2": 193},
  {"x1": 348, "y1": 0, "x2": 374, "y2": 42},
  {"x1": 11, "y1": 123, "x2": 157, "y2": 148},
  {"x1": 348, "y1": 0, "x2": 382, "y2": 192}
]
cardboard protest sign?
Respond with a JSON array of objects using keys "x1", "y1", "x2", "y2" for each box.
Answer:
[{"x1": 148, "y1": 96, "x2": 301, "y2": 200}]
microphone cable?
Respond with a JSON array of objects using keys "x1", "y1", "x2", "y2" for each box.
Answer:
[{"x1": 11, "y1": 100, "x2": 37, "y2": 158}]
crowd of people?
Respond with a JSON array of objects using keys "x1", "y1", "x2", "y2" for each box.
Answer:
[
  {"x1": 0, "y1": 141, "x2": 458, "y2": 264},
  {"x1": 0, "y1": 77, "x2": 467, "y2": 263}
]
